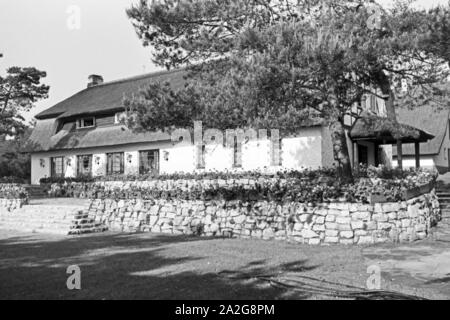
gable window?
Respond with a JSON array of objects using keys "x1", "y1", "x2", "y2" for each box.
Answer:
[
  {"x1": 51, "y1": 157, "x2": 65, "y2": 178},
  {"x1": 106, "y1": 152, "x2": 124, "y2": 175},
  {"x1": 77, "y1": 117, "x2": 95, "y2": 129},
  {"x1": 77, "y1": 155, "x2": 92, "y2": 177},
  {"x1": 139, "y1": 150, "x2": 160, "y2": 175},
  {"x1": 366, "y1": 95, "x2": 387, "y2": 118}
]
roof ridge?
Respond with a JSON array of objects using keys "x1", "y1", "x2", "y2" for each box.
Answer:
[
  {"x1": 93, "y1": 67, "x2": 186, "y2": 88},
  {"x1": 35, "y1": 67, "x2": 187, "y2": 119}
]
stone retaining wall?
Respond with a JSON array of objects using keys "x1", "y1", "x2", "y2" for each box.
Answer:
[
  {"x1": 87, "y1": 190, "x2": 441, "y2": 245},
  {"x1": 0, "y1": 199, "x2": 28, "y2": 212}
]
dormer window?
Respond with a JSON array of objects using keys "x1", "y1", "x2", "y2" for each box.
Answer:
[
  {"x1": 364, "y1": 94, "x2": 387, "y2": 118},
  {"x1": 77, "y1": 117, "x2": 95, "y2": 129}
]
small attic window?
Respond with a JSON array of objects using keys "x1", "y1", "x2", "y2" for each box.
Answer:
[{"x1": 77, "y1": 117, "x2": 95, "y2": 129}]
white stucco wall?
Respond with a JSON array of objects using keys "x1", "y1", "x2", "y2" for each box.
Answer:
[
  {"x1": 204, "y1": 144, "x2": 233, "y2": 172},
  {"x1": 242, "y1": 139, "x2": 271, "y2": 170},
  {"x1": 93, "y1": 153, "x2": 107, "y2": 177},
  {"x1": 30, "y1": 127, "x2": 328, "y2": 183},
  {"x1": 392, "y1": 157, "x2": 436, "y2": 170},
  {"x1": 124, "y1": 151, "x2": 139, "y2": 175},
  {"x1": 31, "y1": 155, "x2": 50, "y2": 185},
  {"x1": 380, "y1": 145, "x2": 393, "y2": 168},
  {"x1": 160, "y1": 144, "x2": 196, "y2": 174},
  {"x1": 281, "y1": 128, "x2": 322, "y2": 170}
]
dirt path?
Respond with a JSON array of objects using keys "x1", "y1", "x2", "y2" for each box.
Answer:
[{"x1": 363, "y1": 234, "x2": 450, "y2": 299}]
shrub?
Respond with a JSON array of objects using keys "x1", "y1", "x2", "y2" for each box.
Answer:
[{"x1": 0, "y1": 176, "x2": 27, "y2": 184}]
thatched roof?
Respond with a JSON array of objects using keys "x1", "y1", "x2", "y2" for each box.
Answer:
[
  {"x1": 35, "y1": 69, "x2": 187, "y2": 120},
  {"x1": 28, "y1": 69, "x2": 187, "y2": 152},
  {"x1": 30, "y1": 67, "x2": 329, "y2": 153},
  {"x1": 350, "y1": 112, "x2": 435, "y2": 144},
  {"x1": 26, "y1": 121, "x2": 171, "y2": 152}
]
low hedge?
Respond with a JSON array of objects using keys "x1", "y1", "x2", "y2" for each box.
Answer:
[{"x1": 41, "y1": 167, "x2": 438, "y2": 204}]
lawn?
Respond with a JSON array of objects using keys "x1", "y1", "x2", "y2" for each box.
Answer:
[{"x1": 0, "y1": 230, "x2": 447, "y2": 300}]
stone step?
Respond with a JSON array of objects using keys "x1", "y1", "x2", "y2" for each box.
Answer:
[
  {"x1": 69, "y1": 228, "x2": 108, "y2": 235},
  {"x1": 71, "y1": 223, "x2": 105, "y2": 230},
  {"x1": 72, "y1": 218, "x2": 96, "y2": 223},
  {"x1": 0, "y1": 200, "x2": 107, "y2": 236},
  {"x1": 25, "y1": 185, "x2": 49, "y2": 199}
]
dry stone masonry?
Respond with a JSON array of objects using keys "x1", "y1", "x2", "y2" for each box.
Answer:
[{"x1": 87, "y1": 190, "x2": 441, "y2": 245}]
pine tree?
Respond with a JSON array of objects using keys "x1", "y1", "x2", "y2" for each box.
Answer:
[{"x1": 125, "y1": 0, "x2": 450, "y2": 180}]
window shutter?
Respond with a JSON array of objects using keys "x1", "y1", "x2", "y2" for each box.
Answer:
[{"x1": 120, "y1": 153, "x2": 124, "y2": 174}]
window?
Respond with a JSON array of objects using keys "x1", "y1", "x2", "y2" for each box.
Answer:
[
  {"x1": 369, "y1": 95, "x2": 377, "y2": 114},
  {"x1": 107, "y1": 152, "x2": 124, "y2": 175},
  {"x1": 77, "y1": 155, "x2": 92, "y2": 177},
  {"x1": 51, "y1": 157, "x2": 64, "y2": 178},
  {"x1": 367, "y1": 95, "x2": 387, "y2": 117},
  {"x1": 115, "y1": 112, "x2": 127, "y2": 124},
  {"x1": 139, "y1": 150, "x2": 160, "y2": 175},
  {"x1": 77, "y1": 117, "x2": 95, "y2": 129}
]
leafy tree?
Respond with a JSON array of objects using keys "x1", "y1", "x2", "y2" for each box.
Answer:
[
  {"x1": 126, "y1": 0, "x2": 450, "y2": 180},
  {"x1": 0, "y1": 63, "x2": 49, "y2": 137},
  {"x1": 0, "y1": 126, "x2": 33, "y2": 182}
]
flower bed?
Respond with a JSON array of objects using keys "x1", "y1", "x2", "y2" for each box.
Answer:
[
  {"x1": 41, "y1": 167, "x2": 438, "y2": 204},
  {"x1": 0, "y1": 184, "x2": 28, "y2": 199}
]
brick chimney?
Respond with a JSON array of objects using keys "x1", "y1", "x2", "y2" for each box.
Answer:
[{"x1": 87, "y1": 74, "x2": 104, "y2": 88}]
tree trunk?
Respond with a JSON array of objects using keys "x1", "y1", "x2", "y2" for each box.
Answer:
[{"x1": 329, "y1": 119, "x2": 353, "y2": 182}]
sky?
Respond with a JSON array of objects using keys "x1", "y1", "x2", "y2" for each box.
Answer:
[
  {"x1": 0, "y1": 0, "x2": 159, "y2": 121},
  {"x1": 0, "y1": 0, "x2": 448, "y2": 122}
]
